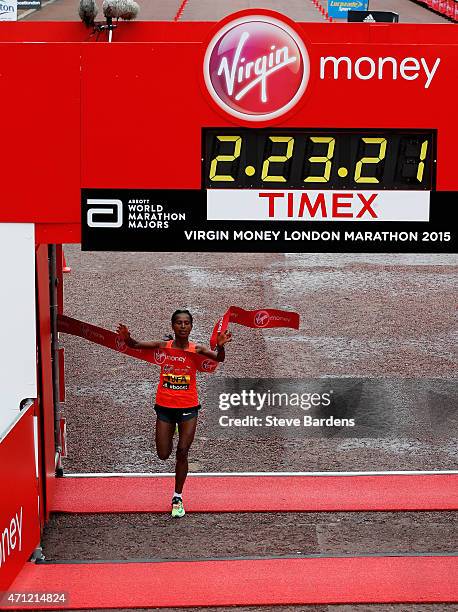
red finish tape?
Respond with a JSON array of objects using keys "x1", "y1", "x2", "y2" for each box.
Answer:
[
  {"x1": 58, "y1": 306, "x2": 300, "y2": 369},
  {"x1": 57, "y1": 315, "x2": 219, "y2": 373},
  {"x1": 210, "y1": 306, "x2": 300, "y2": 350}
]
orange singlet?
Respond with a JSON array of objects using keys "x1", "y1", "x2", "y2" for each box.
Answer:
[{"x1": 155, "y1": 340, "x2": 199, "y2": 409}]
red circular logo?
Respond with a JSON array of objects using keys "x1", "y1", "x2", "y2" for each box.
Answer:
[
  {"x1": 254, "y1": 310, "x2": 270, "y2": 328},
  {"x1": 115, "y1": 337, "x2": 127, "y2": 352},
  {"x1": 154, "y1": 350, "x2": 166, "y2": 365},
  {"x1": 202, "y1": 359, "x2": 218, "y2": 372},
  {"x1": 204, "y1": 14, "x2": 309, "y2": 122}
]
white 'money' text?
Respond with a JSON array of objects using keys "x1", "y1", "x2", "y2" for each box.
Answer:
[
  {"x1": 320, "y1": 56, "x2": 441, "y2": 89},
  {"x1": 0, "y1": 507, "x2": 23, "y2": 568}
]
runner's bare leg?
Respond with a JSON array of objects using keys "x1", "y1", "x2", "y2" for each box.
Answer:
[
  {"x1": 175, "y1": 417, "x2": 198, "y2": 494},
  {"x1": 155, "y1": 419, "x2": 175, "y2": 460}
]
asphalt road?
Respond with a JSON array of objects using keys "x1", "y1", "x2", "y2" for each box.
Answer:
[{"x1": 59, "y1": 249, "x2": 457, "y2": 474}]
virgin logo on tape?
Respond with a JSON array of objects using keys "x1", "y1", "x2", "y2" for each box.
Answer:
[
  {"x1": 202, "y1": 359, "x2": 218, "y2": 372},
  {"x1": 204, "y1": 14, "x2": 310, "y2": 121},
  {"x1": 254, "y1": 311, "x2": 270, "y2": 328},
  {"x1": 154, "y1": 350, "x2": 167, "y2": 365},
  {"x1": 81, "y1": 324, "x2": 105, "y2": 343},
  {"x1": 254, "y1": 310, "x2": 294, "y2": 327},
  {"x1": 115, "y1": 337, "x2": 127, "y2": 352}
]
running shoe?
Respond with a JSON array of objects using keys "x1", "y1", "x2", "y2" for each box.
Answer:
[{"x1": 171, "y1": 496, "x2": 185, "y2": 518}]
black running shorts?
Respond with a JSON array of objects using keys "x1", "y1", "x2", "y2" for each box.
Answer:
[{"x1": 154, "y1": 405, "x2": 201, "y2": 424}]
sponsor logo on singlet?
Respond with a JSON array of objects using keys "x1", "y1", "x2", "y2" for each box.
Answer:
[
  {"x1": 154, "y1": 349, "x2": 167, "y2": 365},
  {"x1": 162, "y1": 373, "x2": 191, "y2": 390}
]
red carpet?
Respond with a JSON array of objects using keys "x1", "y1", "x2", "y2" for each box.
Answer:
[
  {"x1": 5, "y1": 556, "x2": 457, "y2": 609},
  {"x1": 51, "y1": 474, "x2": 458, "y2": 513}
]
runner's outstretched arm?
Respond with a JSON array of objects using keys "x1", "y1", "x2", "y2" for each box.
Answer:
[
  {"x1": 196, "y1": 330, "x2": 232, "y2": 362},
  {"x1": 117, "y1": 323, "x2": 166, "y2": 349}
]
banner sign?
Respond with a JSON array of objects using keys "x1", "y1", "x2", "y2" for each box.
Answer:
[
  {"x1": 328, "y1": 0, "x2": 368, "y2": 19},
  {"x1": 0, "y1": 0, "x2": 16, "y2": 21},
  {"x1": 207, "y1": 190, "x2": 429, "y2": 222},
  {"x1": 17, "y1": 0, "x2": 41, "y2": 8},
  {"x1": 82, "y1": 190, "x2": 457, "y2": 254},
  {"x1": 347, "y1": 10, "x2": 399, "y2": 22},
  {"x1": 0, "y1": 406, "x2": 40, "y2": 592}
]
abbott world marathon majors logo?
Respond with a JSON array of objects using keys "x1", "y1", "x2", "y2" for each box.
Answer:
[
  {"x1": 86, "y1": 198, "x2": 186, "y2": 230},
  {"x1": 204, "y1": 14, "x2": 310, "y2": 122}
]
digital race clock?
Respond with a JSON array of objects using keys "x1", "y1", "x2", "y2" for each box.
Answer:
[{"x1": 203, "y1": 129, "x2": 435, "y2": 191}]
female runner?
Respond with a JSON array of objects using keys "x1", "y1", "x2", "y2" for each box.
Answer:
[{"x1": 117, "y1": 310, "x2": 231, "y2": 518}]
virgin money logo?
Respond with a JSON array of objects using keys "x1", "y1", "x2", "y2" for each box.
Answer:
[
  {"x1": 81, "y1": 325, "x2": 104, "y2": 342},
  {"x1": 115, "y1": 337, "x2": 127, "y2": 352},
  {"x1": 254, "y1": 310, "x2": 270, "y2": 327},
  {"x1": 204, "y1": 14, "x2": 309, "y2": 121},
  {"x1": 154, "y1": 350, "x2": 166, "y2": 365},
  {"x1": 202, "y1": 359, "x2": 218, "y2": 372}
]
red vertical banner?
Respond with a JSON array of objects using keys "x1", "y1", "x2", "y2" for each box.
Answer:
[{"x1": 0, "y1": 406, "x2": 40, "y2": 592}]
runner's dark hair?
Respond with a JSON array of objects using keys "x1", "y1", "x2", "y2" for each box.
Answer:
[{"x1": 171, "y1": 309, "x2": 193, "y2": 325}]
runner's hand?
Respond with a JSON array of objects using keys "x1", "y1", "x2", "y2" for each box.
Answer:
[
  {"x1": 217, "y1": 330, "x2": 232, "y2": 347},
  {"x1": 117, "y1": 323, "x2": 130, "y2": 340}
]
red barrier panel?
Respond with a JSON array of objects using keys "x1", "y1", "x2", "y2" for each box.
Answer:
[
  {"x1": 0, "y1": 22, "x2": 457, "y2": 242},
  {"x1": 36, "y1": 245, "x2": 57, "y2": 520},
  {"x1": 0, "y1": 406, "x2": 40, "y2": 592}
]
